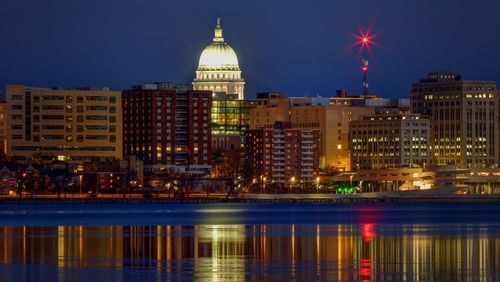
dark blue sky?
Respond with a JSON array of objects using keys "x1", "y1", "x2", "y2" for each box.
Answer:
[{"x1": 1, "y1": 0, "x2": 499, "y2": 98}]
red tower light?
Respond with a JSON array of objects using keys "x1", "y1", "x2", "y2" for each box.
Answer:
[{"x1": 362, "y1": 66, "x2": 368, "y2": 72}]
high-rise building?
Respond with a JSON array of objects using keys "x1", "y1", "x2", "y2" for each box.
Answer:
[
  {"x1": 410, "y1": 72, "x2": 498, "y2": 168},
  {"x1": 350, "y1": 114, "x2": 430, "y2": 170},
  {"x1": 6, "y1": 85, "x2": 122, "y2": 164},
  {"x1": 250, "y1": 99, "x2": 375, "y2": 171},
  {"x1": 122, "y1": 83, "x2": 212, "y2": 175},
  {"x1": 245, "y1": 122, "x2": 320, "y2": 186},
  {"x1": 0, "y1": 92, "x2": 6, "y2": 157},
  {"x1": 192, "y1": 18, "x2": 245, "y2": 100}
]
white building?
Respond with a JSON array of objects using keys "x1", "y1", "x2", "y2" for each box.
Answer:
[{"x1": 192, "y1": 18, "x2": 245, "y2": 100}]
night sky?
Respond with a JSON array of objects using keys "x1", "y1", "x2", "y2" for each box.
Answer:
[{"x1": 1, "y1": 0, "x2": 499, "y2": 98}]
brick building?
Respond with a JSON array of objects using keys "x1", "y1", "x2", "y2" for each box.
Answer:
[
  {"x1": 122, "y1": 83, "x2": 212, "y2": 176},
  {"x1": 245, "y1": 121, "x2": 320, "y2": 187}
]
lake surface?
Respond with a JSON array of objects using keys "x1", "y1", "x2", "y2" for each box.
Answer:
[{"x1": 0, "y1": 202, "x2": 499, "y2": 281}]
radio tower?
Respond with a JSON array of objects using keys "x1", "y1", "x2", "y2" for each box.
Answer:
[{"x1": 354, "y1": 30, "x2": 376, "y2": 96}]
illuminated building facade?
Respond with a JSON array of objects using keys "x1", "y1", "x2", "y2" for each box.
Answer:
[
  {"x1": 410, "y1": 72, "x2": 498, "y2": 168},
  {"x1": 250, "y1": 99, "x2": 375, "y2": 170},
  {"x1": 350, "y1": 114, "x2": 430, "y2": 170},
  {"x1": 0, "y1": 93, "x2": 6, "y2": 156},
  {"x1": 122, "y1": 83, "x2": 212, "y2": 175},
  {"x1": 211, "y1": 98, "x2": 257, "y2": 135},
  {"x1": 192, "y1": 18, "x2": 245, "y2": 100},
  {"x1": 245, "y1": 122, "x2": 320, "y2": 186},
  {"x1": 6, "y1": 84, "x2": 122, "y2": 163}
]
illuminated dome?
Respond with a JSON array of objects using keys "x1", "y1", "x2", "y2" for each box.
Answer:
[
  {"x1": 193, "y1": 18, "x2": 245, "y2": 100},
  {"x1": 197, "y1": 19, "x2": 240, "y2": 71}
]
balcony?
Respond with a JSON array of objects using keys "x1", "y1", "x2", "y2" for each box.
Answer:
[
  {"x1": 301, "y1": 168, "x2": 314, "y2": 172},
  {"x1": 301, "y1": 151, "x2": 314, "y2": 155},
  {"x1": 301, "y1": 162, "x2": 313, "y2": 166},
  {"x1": 272, "y1": 150, "x2": 284, "y2": 155},
  {"x1": 272, "y1": 157, "x2": 285, "y2": 161},
  {"x1": 301, "y1": 173, "x2": 314, "y2": 177},
  {"x1": 302, "y1": 157, "x2": 313, "y2": 161},
  {"x1": 273, "y1": 145, "x2": 285, "y2": 149},
  {"x1": 272, "y1": 139, "x2": 284, "y2": 144},
  {"x1": 302, "y1": 140, "x2": 313, "y2": 144},
  {"x1": 301, "y1": 134, "x2": 313, "y2": 138}
]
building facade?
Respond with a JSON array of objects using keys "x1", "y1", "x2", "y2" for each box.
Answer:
[
  {"x1": 410, "y1": 72, "x2": 498, "y2": 168},
  {"x1": 245, "y1": 122, "x2": 320, "y2": 186},
  {"x1": 6, "y1": 85, "x2": 122, "y2": 164},
  {"x1": 122, "y1": 83, "x2": 212, "y2": 175},
  {"x1": 192, "y1": 18, "x2": 245, "y2": 100},
  {"x1": 0, "y1": 92, "x2": 6, "y2": 157},
  {"x1": 211, "y1": 99, "x2": 257, "y2": 135},
  {"x1": 350, "y1": 114, "x2": 430, "y2": 170},
  {"x1": 250, "y1": 99, "x2": 375, "y2": 171}
]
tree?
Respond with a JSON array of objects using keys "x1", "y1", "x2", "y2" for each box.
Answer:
[
  {"x1": 199, "y1": 180, "x2": 217, "y2": 198},
  {"x1": 212, "y1": 149, "x2": 243, "y2": 179},
  {"x1": 158, "y1": 167, "x2": 181, "y2": 198}
]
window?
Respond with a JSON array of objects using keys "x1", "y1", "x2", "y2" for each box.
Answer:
[
  {"x1": 11, "y1": 95, "x2": 23, "y2": 100},
  {"x1": 86, "y1": 96, "x2": 107, "y2": 101},
  {"x1": 86, "y1": 115, "x2": 107, "y2": 121}
]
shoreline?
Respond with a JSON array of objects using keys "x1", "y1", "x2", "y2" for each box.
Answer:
[{"x1": 1, "y1": 195, "x2": 500, "y2": 204}]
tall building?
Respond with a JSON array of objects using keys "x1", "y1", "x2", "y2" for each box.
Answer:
[
  {"x1": 410, "y1": 72, "x2": 498, "y2": 168},
  {"x1": 350, "y1": 114, "x2": 430, "y2": 170},
  {"x1": 250, "y1": 99, "x2": 375, "y2": 170},
  {"x1": 122, "y1": 83, "x2": 212, "y2": 175},
  {"x1": 245, "y1": 122, "x2": 320, "y2": 186},
  {"x1": 0, "y1": 92, "x2": 6, "y2": 157},
  {"x1": 291, "y1": 104, "x2": 375, "y2": 171},
  {"x1": 6, "y1": 85, "x2": 122, "y2": 164},
  {"x1": 192, "y1": 18, "x2": 245, "y2": 100}
]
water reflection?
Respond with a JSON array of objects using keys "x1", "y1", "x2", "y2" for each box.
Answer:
[{"x1": 0, "y1": 224, "x2": 499, "y2": 281}]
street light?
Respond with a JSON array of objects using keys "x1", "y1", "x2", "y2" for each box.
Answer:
[
  {"x1": 290, "y1": 176, "x2": 295, "y2": 192},
  {"x1": 316, "y1": 176, "x2": 320, "y2": 194},
  {"x1": 79, "y1": 174, "x2": 83, "y2": 197},
  {"x1": 263, "y1": 177, "x2": 266, "y2": 194}
]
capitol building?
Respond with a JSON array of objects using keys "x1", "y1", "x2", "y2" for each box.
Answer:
[{"x1": 192, "y1": 18, "x2": 245, "y2": 100}]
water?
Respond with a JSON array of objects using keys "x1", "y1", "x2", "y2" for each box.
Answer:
[{"x1": 0, "y1": 202, "x2": 499, "y2": 281}]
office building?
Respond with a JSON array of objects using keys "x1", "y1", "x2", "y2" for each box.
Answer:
[
  {"x1": 250, "y1": 98, "x2": 375, "y2": 170},
  {"x1": 6, "y1": 85, "x2": 122, "y2": 164},
  {"x1": 0, "y1": 92, "x2": 6, "y2": 156},
  {"x1": 410, "y1": 72, "x2": 498, "y2": 168},
  {"x1": 122, "y1": 83, "x2": 212, "y2": 175},
  {"x1": 350, "y1": 114, "x2": 430, "y2": 170}
]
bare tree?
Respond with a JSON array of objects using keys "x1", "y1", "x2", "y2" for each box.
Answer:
[{"x1": 199, "y1": 180, "x2": 217, "y2": 198}]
